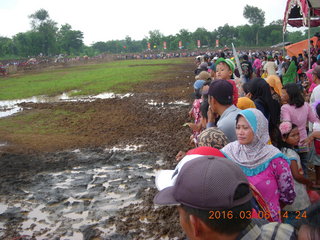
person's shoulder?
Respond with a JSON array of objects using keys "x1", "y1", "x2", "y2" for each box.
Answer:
[
  {"x1": 226, "y1": 104, "x2": 240, "y2": 113},
  {"x1": 282, "y1": 147, "x2": 299, "y2": 160},
  {"x1": 269, "y1": 155, "x2": 291, "y2": 168},
  {"x1": 260, "y1": 222, "x2": 296, "y2": 239},
  {"x1": 281, "y1": 103, "x2": 291, "y2": 110}
]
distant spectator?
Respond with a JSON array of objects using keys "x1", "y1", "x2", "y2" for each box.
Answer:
[
  {"x1": 263, "y1": 56, "x2": 278, "y2": 77},
  {"x1": 241, "y1": 55, "x2": 253, "y2": 83}
]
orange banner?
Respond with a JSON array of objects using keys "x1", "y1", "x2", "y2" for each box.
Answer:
[{"x1": 285, "y1": 36, "x2": 317, "y2": 57}]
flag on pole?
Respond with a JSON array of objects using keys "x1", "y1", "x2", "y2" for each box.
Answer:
[
  {"x1": 197, "y1": 40, "x2": 201, "y2": 48},
  {"x1": 179, "y1": 41, "x2": 182, "y2": 49},
  {"x1": 232, "y1": 42, "x2": 243, "y2": 78},
  {"x1": 163, "y1": 41, "x2": 167, "y2": 50},
  {"x1": 147, "y1": 42, "x2": 151, "y2": 50}
]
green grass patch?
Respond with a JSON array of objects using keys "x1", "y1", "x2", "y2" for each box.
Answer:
[
  {"x1": 0, "y1": 109, "x2": 84, "y2": 135},
  {"x1": 0, "y1": 58, "x2": 187, "y2": 100}
]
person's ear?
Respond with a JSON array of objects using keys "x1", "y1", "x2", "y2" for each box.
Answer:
[{"x1": 189, "y1": 214, "x2": 201, "y2": 237}]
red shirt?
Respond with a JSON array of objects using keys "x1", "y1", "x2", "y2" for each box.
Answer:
[{"x1": 227, "y1": 79, "x2": 239, "y2": 105}]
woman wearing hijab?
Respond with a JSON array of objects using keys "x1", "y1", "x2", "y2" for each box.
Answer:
[
  {"x1": 282, "y1": 56, "x2": 298, "y2": 86},
  {"x1": 221, "y1": 108, "x2": 296, "y2": 222},
  {"x1": 237, "y1": 97, "x2": 256, "y2": 110},
  {"x1": 249, "y1": 77, "x2": 281, "y2": 145},
  {"x1": 197, "y1": 127, "x2": 229, "y2": 149},
  {"x1": 266, "y1": 75, "x2": 283, "y2": 105}
]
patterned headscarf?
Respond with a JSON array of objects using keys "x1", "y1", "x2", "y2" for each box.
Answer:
[
  {"x1": 221, "y1": 108, "x2": 286, "y2": 176},
  {"x1": 197, "y1": 127, "x2": 229, "y2": 149}
]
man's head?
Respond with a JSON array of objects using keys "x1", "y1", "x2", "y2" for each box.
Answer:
[
  {"x1": 203, "y1": 54, "x2": 209, "y2": 62},
  {"x1": 154, "y1": 153, "x2": 252, "y2": 239},
  {"x1": 208, "y1": 79, "x2": 233, "y2": 114},
  {"x1": 215, "y1": 58, "x2": 234, "y2": 80}
]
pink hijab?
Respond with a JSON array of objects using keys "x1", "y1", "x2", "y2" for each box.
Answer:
[{"x1": 308, "y1": 63, "x2": 318, "y2": 93}]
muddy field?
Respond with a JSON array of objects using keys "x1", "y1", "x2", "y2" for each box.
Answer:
[{"x1": 0, "y1": 60, "x2": 196, "y2": 239}]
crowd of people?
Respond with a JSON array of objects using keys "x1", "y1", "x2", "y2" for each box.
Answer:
[{"x1": 154, "y1": 43, "x2": 320, "y2": 239}]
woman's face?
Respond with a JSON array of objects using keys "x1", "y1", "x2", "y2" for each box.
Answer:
[
  {"x1": 281, "y1": 89, "x2": 289, "y2": 104},
  {"x1": 236, "y1": 116, "x2": 255, "y2": 145}
]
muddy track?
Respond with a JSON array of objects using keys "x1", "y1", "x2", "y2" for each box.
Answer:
[{"x1": 0, "y1": 59, "x2": 196, "y2": 239}]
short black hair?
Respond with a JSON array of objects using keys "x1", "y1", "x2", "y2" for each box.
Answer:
[
  {"x1": 242, "y1": 82, "x2": 251, "y2": 95},
  {"x1": 243, "y1": 55, "x2": 248, "y2": 60},
  {"x1": 181, "y1": 184, "x2": 251, "y2": 234},
  {"x1": 283, "y1": 83, "x2": 305, "y2": 108},
  {"x1": 194, "y1": 89, "x2": 202, "y2": 99}
]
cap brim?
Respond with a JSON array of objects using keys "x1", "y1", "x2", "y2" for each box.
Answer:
[
  {"x1": 155, "y1": 170, "x2": 175, "y2": 191},
  {"x1": 153, "y1": 186, "x2": 180, "y2": 206}
]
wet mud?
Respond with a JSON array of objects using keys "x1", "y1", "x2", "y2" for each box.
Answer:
[{"x1": 0, "y1": 60, "x2": 195, "y2": 239}]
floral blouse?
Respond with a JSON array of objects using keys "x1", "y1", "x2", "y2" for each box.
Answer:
[{"x1": 247, "y1": 157, "x2": 296, "y2": 222}]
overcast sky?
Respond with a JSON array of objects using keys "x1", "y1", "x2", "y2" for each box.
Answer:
[{"x1": 0, "y1": 0, "x2": 295, "y2": 45}]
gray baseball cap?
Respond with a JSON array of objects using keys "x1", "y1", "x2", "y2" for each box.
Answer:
[{"x1": 154, "y1": 156, "x2": 252, "y2": 210}]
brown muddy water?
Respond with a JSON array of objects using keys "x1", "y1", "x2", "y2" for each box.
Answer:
[{"x1": 0, "y1": 148, "x2": 173, "y2": 239}]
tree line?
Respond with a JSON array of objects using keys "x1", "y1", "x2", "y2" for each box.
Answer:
[{"x1": 0, "y1": 6, "x2": 319, "y2": 59}]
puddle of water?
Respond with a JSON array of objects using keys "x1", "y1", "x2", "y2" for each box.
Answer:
[
  {"x1": 137, "y1": 163, "x2": 152, "y2": 169},
  {"x1": 0, "y1": 106, "x2": 23, "y2": 118},
  {"x1": 146, "y1": 99, "x2": 190, "y2": 109},
  {"x1": 0, "y1": 203, "x2": 8, "y2": 214},
  {"x1": 104, "y1": 144, "x2": 143, "y2": 152},
  {"x1": 0, "y1": 151, "x2": 163, "y2": 239},
  {"x1": 0, "y1": 91, "x2": 133, "y2": 118},
  {"x1": 156, "y1": 159, "x2": 165, "y2": 166},
  {"x1": 21, "y1": 204, "x2": 50, "y2": 231},
  {"x1": 94, "y1": 93, "x2": 133, "y2": 99},
  {"x1": 168, "y1": 100, "x2": 190, "y2": 106}
]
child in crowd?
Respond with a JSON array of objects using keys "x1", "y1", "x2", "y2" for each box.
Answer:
[
  {"x1": 215, "y1": 58, "x2": 238, "y2": 105},
  {"x1": 188, "y1": 79, "x2": 205, "y2": 145},
  {"x1": 280, "y1": 83, "x2": 319, "y2": 175},
  {"x1": 279, "y1": 121, "x2": 312, "y2": 225}
]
